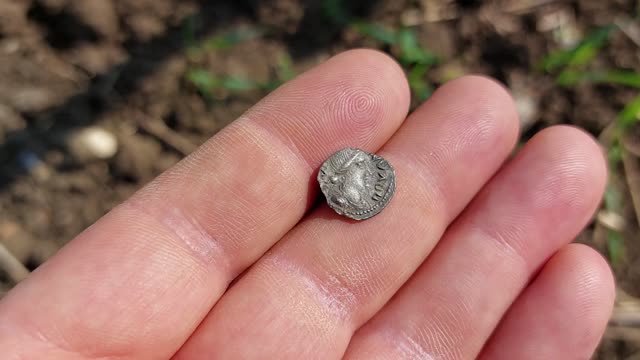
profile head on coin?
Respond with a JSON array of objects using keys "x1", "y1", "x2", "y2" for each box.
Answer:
[{"x1": 317, "y1": 148, "x2": 396, "y2": 220}]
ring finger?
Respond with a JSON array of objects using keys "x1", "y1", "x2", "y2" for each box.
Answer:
[{"x1": 343, "y1": 126, "x2": 607, "y2": 360}]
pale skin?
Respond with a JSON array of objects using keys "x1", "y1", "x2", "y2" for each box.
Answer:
[{"x1": 0, "y1": 49, "x2": 614, "y2": 359}]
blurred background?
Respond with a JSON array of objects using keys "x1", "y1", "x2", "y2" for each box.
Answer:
[{"x1": 0, "y1": 0, "x2": 639, "y2": 358}]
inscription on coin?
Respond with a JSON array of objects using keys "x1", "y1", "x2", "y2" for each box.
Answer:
[{"x1": 318, "y1": 148, "x2": 396, "y2": 220}]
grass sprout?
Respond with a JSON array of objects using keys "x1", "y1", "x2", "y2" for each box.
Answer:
[
  {"x1": 186, "y1": 69, "x2": 262, "y2": 99},
  {"x1": 540, "y1": 25, "x2": 615, "y2": 72},
  {"x1": 557, "y1": 69, "x2": 640, "y2": 88},
  {"x1": 618, "y1": 94, "x2": 640, "y2": 129},
  {"x1": 607, "y1": 230, "x2": 626, "y2": 268}
]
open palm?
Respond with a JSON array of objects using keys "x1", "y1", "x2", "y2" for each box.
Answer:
[{"x1": 0, "y1": 49, "x2": 614, "y2": 360}]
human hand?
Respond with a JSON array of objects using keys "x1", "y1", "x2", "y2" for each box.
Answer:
[{"x1": 0, "y1": 50, "x2": 614, "y2": 360}]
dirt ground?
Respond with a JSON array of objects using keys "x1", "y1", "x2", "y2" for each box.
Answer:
[{"x1": 1, "y1": 0, "x2": 640, "y2": 358}]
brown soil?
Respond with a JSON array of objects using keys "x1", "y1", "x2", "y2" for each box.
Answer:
[{"x1": 1, "y1": 0, "x2": 639, "y2": 358}]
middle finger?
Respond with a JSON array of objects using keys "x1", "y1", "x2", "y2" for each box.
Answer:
[{"x1": 175, "y1": 76, "x2": 519, "y2": 359}]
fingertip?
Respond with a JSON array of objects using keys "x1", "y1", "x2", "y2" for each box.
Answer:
[
  {"x1": 325, "y1": 48, "x2": 411, "y2": 123},
  {"x1": 444, "y1": 74, "x2": 515, "y2": 107},
  {"x1": 520, "y1": 125, "x2": 607, "y2": 216},
  {"x1": 532, "y1": 243, "x2": 615, "y2": 355},
  {"x1": 429, "y1": 75, "x2": 521, "y2": 150},
  {"x1": 551, "y1": 243, "x2": 616, "y2": 321},
  {"x1": 479, "y1": 243, "x2": 615, "y2": 360},
  {"x1": 335, "y1": 48, "x2": 411, "y2": 100},
  {"x1": 256, "y1": 48, "x2": 411, "y2": 159},
  {"x1": 534, "y1": 125, "x2": 607, "y2": 174}
]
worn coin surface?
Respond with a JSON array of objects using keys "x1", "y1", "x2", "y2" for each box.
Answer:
[{"x1": 318, "y1": 148, "x2": 396, "y2": 220}]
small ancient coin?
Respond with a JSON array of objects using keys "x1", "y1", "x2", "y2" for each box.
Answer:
[{"x1": 318, "y1": 148, "x2": 396, "y2": 220}]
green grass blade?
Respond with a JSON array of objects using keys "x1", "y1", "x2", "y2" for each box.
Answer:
[
  {"x1": 607, "y1": 230, "x2": 626, "y2": 268},
  {"x1": 397, "y1": 28, "x2": 438, "y2": 66},
  {"x1": 617, "y1": 94, "x2": 640, "y2": 129},
  {"x1": 557, "y1": 69, "x2": 640, "y2": 87},
  {"x1": 604, "y1": 183, "x2": 623, "y2": 211},
  {"x1": 408, "y1": 64, "x2": 433, "y2": 102},
  {"x1": 276, "y1": 53, "x2": 296, "y2": 82},
  {"x1": 203, "y1": 27, "x2": 264, "y2": 51},
  {"x1": 186, "y1": 68, "x2": 262, "y2": 96},
  {"x1": 569, "y1": 46, "x2": 600, "y2": 67},
  {"x1": 352, "y1": 22, "x2": 397, "y2": 45},
  {"x1": 599, "y1": 70, "x2": 640, "y2": 87},
  {"x1": 220, "y1": 77, "x2": 261, "y2": 91},
  {"x1": 607, "y1": 142, "x2": 623, "y2": 165},
  {"x1": 185, "y1": 68, "x2": 219, "y2": 99},
  {"x1": 540, "y1": 25, "x2": 615, "y2": 72}
]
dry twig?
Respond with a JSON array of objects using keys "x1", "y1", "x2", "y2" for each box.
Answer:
[
  {"x1": 598, "y1": 120, "x2": 617, "y2": 145},
  {"x1": 0, "y1": 243, "x2": 30, "y2": 285},
  {"x1": 610, "y1": 291, "x2": 640, "y2": 330},
  {"x1": 615, "y1": 16, "x2": 640, "y2": 49},
  {"x1": 606, "y1": 325, "x2": 640, "y2": 343},
  {"x1": 597, "y1": 210, "x2": 627, "y2": 232},
  {"x1": 611, "y1": 311, "x2": 640, "y2": 327},
  {"x1": 612, "y1": 301, "x2": 640, "y2": 327},
  {"x1": 621, "y1": 148, "x2": 640, "y2": 228},
  {"x1": 134, "y1": 110, "x2": 198, "y2": 156},
  {"x1": 503, "y1": 0, "x2": 560, "y2": 14},
  {"x1": 623, "y1": 134, "x2": 640, "y2": 158}
]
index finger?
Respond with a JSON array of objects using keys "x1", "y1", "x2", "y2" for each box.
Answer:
[{"x1": 0, "y1": 49, "x2": 410, "y2": 359}]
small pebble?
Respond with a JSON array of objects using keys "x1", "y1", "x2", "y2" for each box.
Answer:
[
  {"x1": 67, "y1": 126, "x2": 118, "y2": 161},
  {"x1": 597, "y1": 210, "x2": 626, "y2": 232},
  {"x1": 513, "y1": 91, "x2": 539, "y2": 132}
]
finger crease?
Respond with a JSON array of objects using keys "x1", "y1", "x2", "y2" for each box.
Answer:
[
  {"x1": 243, "y1": 116, "x2": 315, "y2": 175},
  {"x1": 264, "y1": 255, "x2": 358, "y2": 322},
  {"x1": 379, "y1": 327, "x2": 437, "y2": 360},
  {"x1": 472, "y1": 221, "x2": 530, "y2": 275},
  {"x1": 125, "y1": 200, "x2": 231, "y2": 273}
]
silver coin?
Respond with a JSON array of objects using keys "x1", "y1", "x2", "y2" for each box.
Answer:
[{"x1": 318, "y1": 148, "x2": 396, "y2": 220}]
